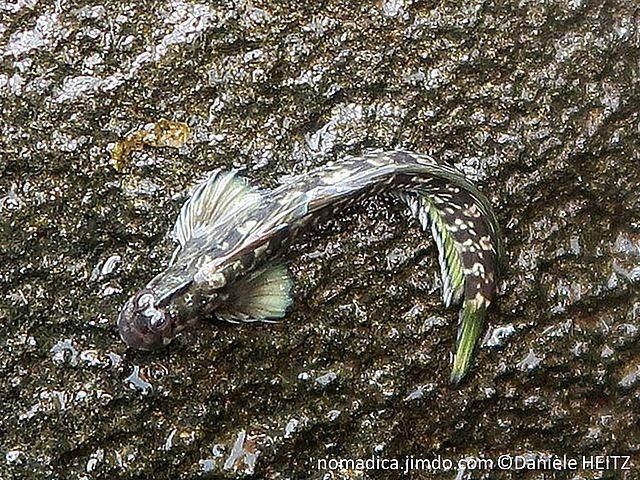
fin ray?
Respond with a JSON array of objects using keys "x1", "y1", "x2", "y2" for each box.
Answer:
[
  {"x1": 173, "y1": 170, "x2": 262, "y2": 248},
  {"x1": 398, "y1": 193, "x2": 465, "y2": 308},
  {"x1": 450, "y1": 299, "x2": 488, "y2": 384},
  {"x1": 216, "y1": 262, "x2": 293, "y2": 322}
]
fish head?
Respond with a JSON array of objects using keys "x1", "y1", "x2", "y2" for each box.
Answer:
[{"x1": 118, "y1": 289, "x2": 175, "y2": 350}]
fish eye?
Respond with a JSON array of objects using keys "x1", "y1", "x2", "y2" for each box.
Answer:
[
  {"x1": 131, "y1": 290, "x2": 170, "y2": 332},
  {"x1": 134, "y1": 292, "x2": 155, "y2": 311},
  {"x1": 148, "y1": 310, "x2": 168, "y2": 332}
]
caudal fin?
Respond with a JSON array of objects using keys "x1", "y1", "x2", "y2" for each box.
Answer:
[{"x1": 450, "y1": 300, "x2": 487, "y2": 384}]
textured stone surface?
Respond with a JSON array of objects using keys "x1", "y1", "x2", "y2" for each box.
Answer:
[{"x1": 1, "y1": 1, "x2": 639, "y2": 479}]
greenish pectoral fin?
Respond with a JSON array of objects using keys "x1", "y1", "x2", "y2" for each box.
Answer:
[
  {"x1": 173, "y1": 169, "x2": 262, "y2": 248},
  {"x1": 450, "y1": 300, "x2": 487, "y2": 384},
  {"x1": 217, "y1": 262, "x2": 293, "y2": 323}
]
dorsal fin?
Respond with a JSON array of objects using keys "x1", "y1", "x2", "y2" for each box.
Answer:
[{"x1": 173, "y1": 170, "x2": 262, "y2": 247}]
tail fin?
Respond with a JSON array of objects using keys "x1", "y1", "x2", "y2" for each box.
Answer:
[
  {"x1": 450, "y1": 300, "x2": 487, "y2": 384},
  {"x1": 397, "y1": 179, "x2": 499, "y2": 385},
  {"x1": 276, "y1": 150, "x2": 502, "y2": 385}
]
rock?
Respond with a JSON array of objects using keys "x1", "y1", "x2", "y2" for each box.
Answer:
[{"x1": 1, "y1": 1, "x2": 639, "y2": 479}]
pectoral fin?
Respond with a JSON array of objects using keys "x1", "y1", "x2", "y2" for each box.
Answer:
[{"x1": 216, "y1": 262, "x2": 293, "y2": 323}]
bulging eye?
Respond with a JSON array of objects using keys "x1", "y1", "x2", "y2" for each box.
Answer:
[
  {"x1": 148, "y1": 310, "x2": 168, "y2": 332},
  {"x1": 132, "y1": 290, "x2": 170, "y2": 332},
  {"x1": 134, "y1": 292, "x2": 155, "y2": 312},
  {"x1": 119, "y1": 289, "x2": 175, "y2": 350}
]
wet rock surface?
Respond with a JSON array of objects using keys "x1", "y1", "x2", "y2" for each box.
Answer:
[{"x1": 1, "y1": 1, "x2": 639, "y2": 479}]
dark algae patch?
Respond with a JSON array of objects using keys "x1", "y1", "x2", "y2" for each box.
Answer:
[{"x1": 1, "y1": 1, "x2": 639, "y2": 479}]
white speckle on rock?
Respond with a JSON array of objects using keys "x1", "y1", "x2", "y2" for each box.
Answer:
[
  {"x1": 223, "y1": 430, "x2": 258, "y2": 475},
  {"x1": 482, "y1": 324, "x2": 516, "y2": 348},
  {"x1": 101, "y1": 285, "x2": 122, "y2": 297},
  {"x1": 403, "y1": 386, "x2": 424, "y2": 402},
  {"x1": 517, "y1": 350, "x2": 542, "y2": 372},
  {"x1": 163, "y1": 428, "x2": 178, "y2": 451},
  {"x1": 79, "y1": 350, "x2": 103, "y2": 367},
  {"x1": 4, "y1": 12, "x2": 68, "y2": 58},
  {"x1": 51, "y1": 339, "x2": 79, "y2": 366},
  {"x1": 124, "y1": 365, "x2": 152, "y2": 394},
  {"x1": 618, "y1": 367, "x2": 640, "y2": 389},
  {"x1": 284, "y1": 418, "x2": 300, "y2": 438},
  {"x1": 5, "y1": 450, "x2": 22, "y2": 464},
  {"x1": 86, "y1": 448, "x2": 104, "y2": 473},
  {"x1": 569, "y1": 236, "x2": 581, "y2": 255},
  {"x1": 243, "y1": 48, "x2": 263, "y2": 62},
  {"x1": 382, "y1": 0, "x2": 405, "y2": 18},
  {"x1": 100, "y1": 254, "x2": 122, "y2": 277},
  {"x1": 315, "y1": 371, "x2": 338, "y2": 387},
  {"x1": 199, "y1": 458, "x2": 215, "y2": 472},
  {"x1": 54, "y1": 75, "x2": 102, "y2": 103},
  {"x1": 327, "y1": 410, "x2": 341, "y2": 421},
  {"x1": 600, "y1": 345, "x2": 614, "y2": 359}
]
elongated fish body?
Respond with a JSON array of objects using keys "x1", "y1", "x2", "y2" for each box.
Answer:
[{"x1": 118, "y1": 150, "x2": 503, "y2": 383}]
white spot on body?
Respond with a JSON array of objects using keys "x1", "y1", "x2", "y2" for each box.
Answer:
[
  {"x1": 479, "y1": 236, "x2": 493, "y2": 250},
  {"x1": 474, "y1": 291, "x2": 490, "y2": 306},
  {"x1": 471, "y1": 262, "x2": 485, "y2": 276},
  {"x1": 464, "y1": 204, "x2": 482, "y2": 218},
  {"x1": 454, "y1": 218, "x2": 470, "y2": 230},
  {"x1": 254, "y1": 243, "x2": 269, "y2": 258},
  {"x1": 414, "y1": 155, "x2": 437, "y2": 166},
  {"x1": 237, "y1": 220, "x2": 257, "y2": 235},
  {"x1": 195, "y1": 267, "x2": 226, "y2": 288},
  {"x1": 323, "y1": 168, "x2": 354, "y2": 185},
  {"x1": 209, "y1": 272, "x2": 226, "y2": 288}
]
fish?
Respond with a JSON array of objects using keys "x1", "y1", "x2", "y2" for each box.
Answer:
[{"x1": 118, "y1": 150, "x2": 503, "y2": 384}]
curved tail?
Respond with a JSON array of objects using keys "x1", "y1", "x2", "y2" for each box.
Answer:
[
  {"x1": 258, "y1": 150, "x2": 502, "y2": 383},
  {"x1": 351, "y1": 151, "x2": 502, "y2": 384},
  {"x1": 400, "y1": 187, "x2": 499, "y2": 384}
]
